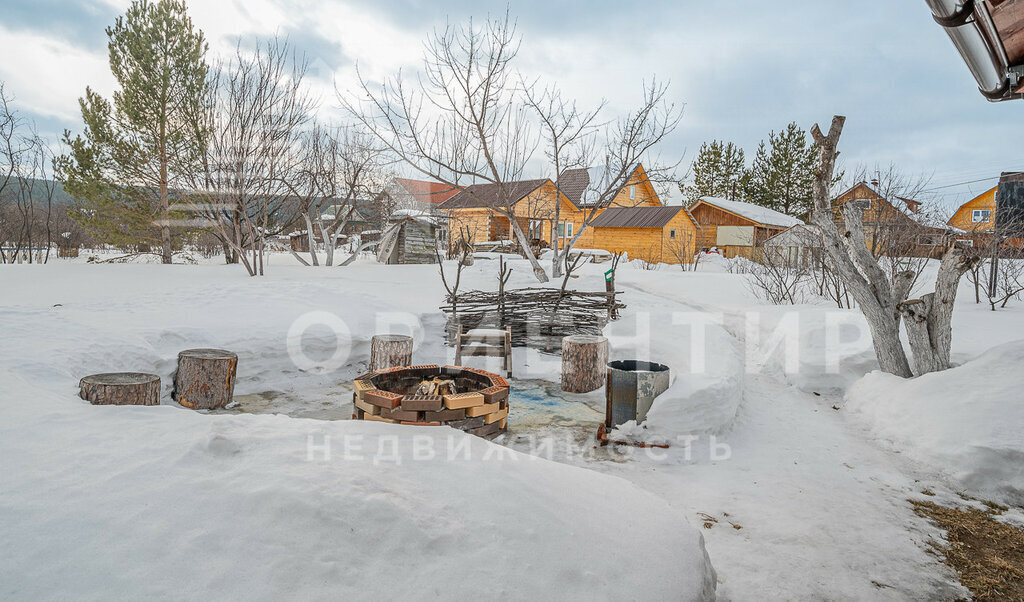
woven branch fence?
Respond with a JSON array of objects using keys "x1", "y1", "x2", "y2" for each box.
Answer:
[{"x1": 441, "y1": 287, "x2": 625, "y2": 350}]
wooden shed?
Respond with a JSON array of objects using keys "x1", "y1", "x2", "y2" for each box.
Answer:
[
  {"x1": 688, "y1": 197, "x2": 803, "y2": 259},
  {"x1": 376, "y1": 212, "x2": 440, "y2": 264},
  {"x1": 582, "y1": 206, "x2": 700, "y2": 265},
  {"x1": 762, "y1": 224, "x2": 824, "y2": 268}
]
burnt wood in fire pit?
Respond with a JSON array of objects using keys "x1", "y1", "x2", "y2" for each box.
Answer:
[{"x1": 352, "y1": 365, "x2": 509, "y2": 439}]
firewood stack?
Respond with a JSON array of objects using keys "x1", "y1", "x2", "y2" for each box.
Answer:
[{"x1": 351, "y1": 365, "x2": 509, "y2": 440}]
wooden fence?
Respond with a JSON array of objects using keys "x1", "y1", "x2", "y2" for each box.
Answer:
[{"x1": 441, "y1": 287, "x2": 624, "y2": 350}]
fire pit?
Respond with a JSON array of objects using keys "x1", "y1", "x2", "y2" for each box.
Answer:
[{"x1": 351, "y1": 365, "x2": 509, "y2": 439}]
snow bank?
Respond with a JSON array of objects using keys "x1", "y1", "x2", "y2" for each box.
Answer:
[
  {"x1": 603, "y1": 299, "x2": 744, "y2": 437},
  {"x1": 0, "y1": 386, "x2": 716, "y2": 599},
  {"x1": 0, "y1": 264, "x2": 717, "y2": 600},
  {"x1": 845, "y1": 341, "x2": 1024, "y2": 505}
]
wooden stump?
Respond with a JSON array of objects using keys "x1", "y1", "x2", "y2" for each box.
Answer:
[
  {"x1": 173, "y1": 348, "x2": 238, "y2": 410},
  {"x1": 79, "y1": 372, "x2": 161, "y2": 406},
  {"x1": 561, "y1": 335, "x2": 609, "y2": 393},
  {"x1": 369, "y1": 335, "x2": 413, "y2": 371}
]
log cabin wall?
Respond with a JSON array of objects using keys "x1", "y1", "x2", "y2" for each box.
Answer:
[
  {"x1": 688, "y1": 203, "x2": 759, "y2": 250},
  {"x1": 589, "y1": 226, "x2": 666, "y2": 263},
  {"x1": 586, "y1": 210, "x2": 698, "y2": 265},
  {"x1": 446, "y1": 209, "x2": 491, "y2": 248},
  {"x1": 607, "y1": 165, "x2": 663, "y2": 208},
  {"x1": 659, "y1": 210, "x2": 699, "y2": 263}
]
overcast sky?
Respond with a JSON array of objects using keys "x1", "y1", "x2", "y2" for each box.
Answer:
[{"x1": 1, "y1": 0, "x2": 1021, "y2": 210}]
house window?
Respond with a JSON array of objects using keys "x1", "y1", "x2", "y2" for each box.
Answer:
[
  {"x1": 565, "y1": 222, "x2": 573, "y2": 238},
  {"x1": 629, "y1": 186, "x2": 636, "y2": 200},
  {"x1": 852, "y1": 198, "x2": 871, "y2": 210},
  {"x1": 669, "y1": 229, "x2": 676, "y2": 239},
  {"x1": 557, "y1": 222, "x2": 574, "y2": 239},
  {"x1": 972, "y1": 209, "x2": 991, "y2": 223}
]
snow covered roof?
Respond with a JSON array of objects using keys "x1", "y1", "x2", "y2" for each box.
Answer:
[
  {"x1": 696, "y1": 197, "x2": 804, "y2": 228},
  {"x1": 389, "y1": 208, "x2": 442, "y2": 226}
]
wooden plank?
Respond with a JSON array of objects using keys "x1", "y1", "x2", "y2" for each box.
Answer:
[
  {"x1": 354, "y1": 397, "x2": 381, "y2": 416},
  {"x1": 462, "y1": 345, "x2": 506, "y2": 357},
  {"x1": 462, "y1": 331, "x2": 507, "y2": 344}
]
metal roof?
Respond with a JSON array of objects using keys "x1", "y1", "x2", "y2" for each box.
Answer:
[
  {"x1": 589, "y1": 206, "x2": 684, "y2": 228},
  {"x1": 438, "y1": 179, "x2": 549, "y2": 210}
]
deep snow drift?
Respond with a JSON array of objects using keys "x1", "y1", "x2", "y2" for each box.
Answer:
[
  {"x1": 846, "y1": 341, "x2": 1024, "y2": 506},
  {"x1": 3, "y1": 253, "x2": 1023, "y2": 599},
  {"x1": 0, "y1": 262, "x2": 717, "y2": 600}
]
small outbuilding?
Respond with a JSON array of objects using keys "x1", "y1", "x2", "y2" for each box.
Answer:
[
  {"x1": 688, "y1": 197, "x2": 804, "y2": 259},
  {"x1": 762, "y1": 224, "x2": 824, "y2": 268},
  {"x1": 376, "y1": 211, "x2": 441, "y2": 264},
  {"x1": 582, "y1": 205, "x2": 701, "y2": 265}
]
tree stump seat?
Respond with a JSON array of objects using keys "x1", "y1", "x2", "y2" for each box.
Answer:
[
  {"x1": 79, "y1": 372, "x2": 161, "y2": 406},
  {"x1": 561, "y1": 335, "x2": 609, "y2": 393},
  {"x1": 173, "y1": 348, "x2": 238, "y2": 410},
  {"x1": 369, "y1": 335, "x2": 414, "y2": 371}
]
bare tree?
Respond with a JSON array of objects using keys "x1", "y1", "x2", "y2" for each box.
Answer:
[
  {"x1": 0, "y1": 84, "x2": 22, "y2": 216},
  {"x1": 437, "y1": 226, "x2": 473, "y2": 317},
  {"x1": 809, "y1": 116, "x2": 978, "y2": 377},
  {"x1": 746, "y1": 250, "x2": 812, "y2": 305},
  {"x1": 188, "y1": 38, "x2": 315, "y2": 276},
  {"x1": 987, "y1": 256, "x2": 1024, "y2": 310},
  {"x1": 520, "y1": 83, "x2": 601, "y2": 277},
  {"x1": 285, "y1": 124, "x2": 390, "y2": 267},
  {"x1": 0, "y1": 86, "x2": 60, "y2": 264},
  {"x1": 965, "y1": 255, "x2": 986, "y2": 304},
  {"x1": 537, "y1": 80, "x2": 682, "y2": 276},
  {"x1": 666, "y1": 231, "x2": 699, "y2": 271},
  {"x1": 344, "y1": 14, "x2": 554, "y2": 281},
  {"x1": 1, "y1": 84, "x2": 30, "y2": 262}
]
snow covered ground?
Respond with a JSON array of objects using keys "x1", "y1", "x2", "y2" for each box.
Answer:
[{"x1": 2, "y1": 252, "x2": 1022, "y2": 599}]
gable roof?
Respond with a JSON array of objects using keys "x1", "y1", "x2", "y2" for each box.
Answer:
[
  {"x1": 695, "y1": 197, "x2": 804, "y2": 228},
  {"x1": 439, "y1": 179, "x2": 549, "y2": 210},
  {"x1": 835, "y1": 181, "x2": 957, "y2": 232},
  {"x1": 557, "y1": 164, "x2": 645, "y2": 207},
  {"x1": 590, "y1": 205, "x2": 684, "y2": 228},
  {"x1": 948, "y1": 186, "x2": 998, "y2": 222},
  {"x1": 393, "y1": 178, "x2": 461, "y2": 205}
]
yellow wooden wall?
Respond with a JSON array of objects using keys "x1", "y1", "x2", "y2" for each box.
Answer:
[
  {"x1": 948, "y1": 186, "x2": 997, "y2": 232},
  {"x1": 585, "y1": 211, "x2": 697, "y2": 264},
  {"x1": 447, "y1": 209, "x2": 491, "y2": 246},
  {"x1": 607, "y1": 165, "x2": 663, "y2": 208}
]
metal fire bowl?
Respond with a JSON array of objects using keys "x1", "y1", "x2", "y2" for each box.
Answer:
[{"x1": 605, "y1": 360, "x2": 670, "y2": 428}]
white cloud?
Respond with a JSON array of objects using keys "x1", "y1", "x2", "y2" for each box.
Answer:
[{"x1": 0, "y1": 24, "x2": 113, "y2": 122}]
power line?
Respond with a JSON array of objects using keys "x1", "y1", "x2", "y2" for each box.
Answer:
[{"x1": 921, "y1": 176, "x2": 999, "y2": 192}]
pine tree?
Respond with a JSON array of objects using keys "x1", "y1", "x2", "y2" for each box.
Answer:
[
  {"x1": 681, "y1": 140, "x2": 747, "y2": 205},
  {"x1": 744, "y1": 122, "x2": 816, "y2": 216},
  {"x1": 57, "y1": 0, "x2": 209, "y2": 263}
]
